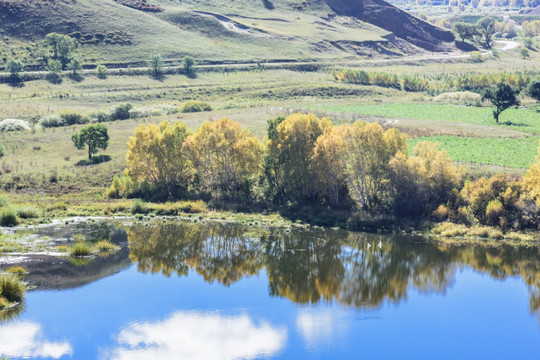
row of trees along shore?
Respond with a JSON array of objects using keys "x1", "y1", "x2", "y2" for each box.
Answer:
[{"x1": 107, "y1": 114, "x2": 540, "y2": 232}]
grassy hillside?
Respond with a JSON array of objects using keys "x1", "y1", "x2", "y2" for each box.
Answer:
[{"x1": 0, "y1": 0, "x2": 456, "y2": 67}]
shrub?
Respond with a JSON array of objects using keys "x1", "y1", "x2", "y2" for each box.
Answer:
[
  {"x1": 40, "y1": 115, "x2": 64, "y2": 128},
  {"x1": 0, "y1": 119, "x2": 31, "y2": 132},
  {"x1": 59, "y1": 111, "x2": 89, "y2": 126},
  {"x1": 0, "y1": 208, "x2": 19, "y2": 227},
  {"x1": 106, "y1": 175, "x2": 134, "y2": 199},
  {"x1": 181, "y1": 100, "x2": 212, "y2": 113},
  {"x1": 90, "y1": 111, "x2": 110, "y2": 123},
  {"x1": 469, "y1": 52, "x2": 484, "y2": 63},
  {"x1": 96, "y1": 64, "x2": 108, "y2": 79},
  {"x1": 0, "y1": 274, "x2": 25, "y2": 304},
  {"x1": 96, "y1": 240, "x2": 119, "y2": 252},
  {"x1": 70, "y1": 242, "x2": 92, "y2": 257},
  {"x1": 16, "y1": 206, "x2": 41, "y2": 219},
  {"x1": 109, "y1": 103, "x2": 133, "y2": 120},
  {"x1": 433, "y1": 91, "x2": 482, "y2": 107},
  {"x1": 178, "y1": 200, "x2": 208, "y2": 213},
  {"x1": 131, "y1": 199, "x2": 148, "y2": 214}
]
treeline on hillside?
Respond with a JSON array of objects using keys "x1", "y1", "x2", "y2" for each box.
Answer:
[
  {"x1": 107, "y1": 113, "x2": 540, "y2": 231},
  {"x1": 333, "y1": 69, "x2": 535, "y2": 93}
]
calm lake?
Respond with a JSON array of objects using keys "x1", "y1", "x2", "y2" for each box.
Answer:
[{"x1": 1, "y1": 220, "x2": 540, "y2": 359}]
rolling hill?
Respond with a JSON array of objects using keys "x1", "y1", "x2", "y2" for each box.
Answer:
[{"x1": 0, "y1": 0, "x2": 455, "y2": 65}]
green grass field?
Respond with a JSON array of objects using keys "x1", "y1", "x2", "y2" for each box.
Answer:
[
  {"x1": 316, "y1": 103, "x2": 540, "y2": 135},
  {"x1": 408, "y1": 135, "x2": 540, "y2": 168}
]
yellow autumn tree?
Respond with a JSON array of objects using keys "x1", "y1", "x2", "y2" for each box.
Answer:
[
  {"x1": 266, "y1": 113, "x2": 332, "y2": 202},
  {"x1": 184, "y1": 118, "x2": 263, "y2": 197},
  {"x1": 523, "y1": 141, "x2": 540, "y2": 206},
  {"x1": 389, "y1": 142, "x2": 463, "y2": 216},
  {"x1": 125, "y1": 121, "x2": 194, "y2": 198},
  {"x1": 311, "y1": 126, "x2": 346, "y2": 206},
  {"x1": 338, "y1": 121, "x2": 407, "y2": 211}
]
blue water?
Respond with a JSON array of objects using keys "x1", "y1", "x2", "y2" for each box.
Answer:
[{"x1": 1, "y1": 222, "x2": 539, "y2": 359}]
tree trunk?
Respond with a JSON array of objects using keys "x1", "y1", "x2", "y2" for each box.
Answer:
[{"x1": 88, "y1": 147, "x2": 92, "y2": 160}]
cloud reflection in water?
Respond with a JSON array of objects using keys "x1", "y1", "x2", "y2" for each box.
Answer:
[
  {"x1": 0, "y1": 321, "x2": 73, "y2": 359},
  {"x1": 104, "y1": 311, "x2": 287, "y2": 360}
]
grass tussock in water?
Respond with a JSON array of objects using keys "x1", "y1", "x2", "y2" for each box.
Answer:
[
  {"x1": 0, "y1": 274, "x2": 26, "y2": 306},
  {"x1": 70, "y1": 242, "x2": 92, "y2": 257},
  {"x1": 96, "y1": 240, "x2": 119, "y2": 252}
]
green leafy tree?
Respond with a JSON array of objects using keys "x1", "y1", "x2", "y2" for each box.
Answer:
[
  {"x1": 481, "y1": 82, "x2": 520, "y2": 123},
  {"x1": 96, "y1": 64, "x2": 108, "y2": 79},
  {"x1": 6, "y1": 59, "x2": 24, "y2": 82},
  {"x1": 527, "y1": 79, "x2": 540, "y2": 102},
  {"x1": 148, "y1": 53, "x2": 164, "y2": 79},
  {"x1": 476, "y1": 17, "x2": 496, "y2": 48},
  {"x1": 452, "y1": 22, "x2": 478, "y2": 42},
  {"x1": 72, "y1": 124, "x2": 109, "y2": 160},
  {"x1": 45, "y1": 33, "x2": 79, "y2": 69},
  {"x1": 67, "y1": 59, "x2": 82, "y2": 79},
  {"x1": 46, "y1": 59, "x2": 62, "y2": 83},
  {"x1": 182, "y1": 56, "x2": 195, "y2": 77}
]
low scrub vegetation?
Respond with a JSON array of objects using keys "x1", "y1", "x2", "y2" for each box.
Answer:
[
  {"x1": 0, "y1": 208, "x2": 19, "y2": 227},
  {"x1": 0, "y1": 119, "x2": 31, "y2": 132},
  {"x1": 334, "y1": 69, "x2": 534, "y2": 93},
  {"x1": 181, "y1": 100, "x2": 212, "y2": 113}
]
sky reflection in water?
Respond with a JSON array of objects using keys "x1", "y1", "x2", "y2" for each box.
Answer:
[{"x1": 1, "y1": 221, "x2": 540, "y2": 359}]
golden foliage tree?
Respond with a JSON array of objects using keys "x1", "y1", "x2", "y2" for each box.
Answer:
[
  {"x1": 126, "y1": 121, "x2": 194, "y2": 198},
  {"x1": 338, "y1": 122, "x2": 407, "y2": 211},
  {"x1": 311, "y1": 126, "x2": 347, "y2": 206},
  {"x1": 266, "y1": 113, "x2": 332, "y2": 202},
  {"x1": 184, "y1": 118, "x2": 263, "y2": 197}
]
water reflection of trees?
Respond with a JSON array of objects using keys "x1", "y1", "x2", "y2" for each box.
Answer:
[
  {"x1": 127, "y1": 223, "x2": 540, "y2": 313},
  {"x1": 128, "y1": 223, "x2": 264, "y2": 286}
]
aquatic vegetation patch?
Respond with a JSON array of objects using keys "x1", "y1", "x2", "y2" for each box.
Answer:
[
  {"x1": 0, "y1": 274, "x2": 26, "y2": 305},
  {"x1": 96, "y1": 240, "x2": 120, "y2": 252},
  {"x1": 70, "y1": 242, "x2": 92, "y2": 257}
]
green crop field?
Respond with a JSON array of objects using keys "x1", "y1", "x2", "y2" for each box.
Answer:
[{"x1": 408, "y1": 135, "x2": 540, "y2": 169}]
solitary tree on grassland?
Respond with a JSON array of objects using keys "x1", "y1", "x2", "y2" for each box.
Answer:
[
  {"x1": 482, "y1": 82, "x2": 520, "y2": 123},
  {"x1": 182, "y1": 56, "x2": 195, "y2": 77},
  {"x1": 72, "y1": 124, "x2": 109, "y2": 160},
  {"x1": 148, "y1": 53, "x2": 164, "y2": 79},
  {"x1": 6, "y1": 59, "x2": 24, "y2": 83}
]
